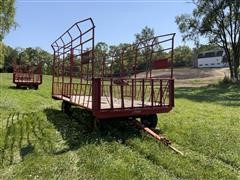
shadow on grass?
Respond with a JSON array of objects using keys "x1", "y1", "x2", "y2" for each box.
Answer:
[
  {"x1": 0, "y1": 109, "x2": 142, "y2": 166},
  {"x1": 8, "y1": 86, "x2": 28, "y2": 90},
  {"x1": 44, "y1": 108, "x2": 141, "y2": 154},
  {"x1": 0, "y1": 112, "x2": 55, "y2": 166},
  {"x1": 175, "y1": 83, "x2": 240, "y2": 106}
]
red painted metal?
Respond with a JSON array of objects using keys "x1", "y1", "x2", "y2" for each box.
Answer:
[
  {"x1": 134, "y1": 120, "x2": 183, "y2": 155},
  {"x1": 13, "y1": 63, "x2": 42, "y2": 88},
  {"x1": 152, "y1": 58, "x2": 170, "y2": 69},
  {"x1": 51, "y1": 18, "x2": 176, "y2": 119}
]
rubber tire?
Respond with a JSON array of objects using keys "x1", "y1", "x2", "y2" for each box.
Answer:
[
  {"x1": 34, "y1": 85, "x2": 38, "y2": 90},
  {"x1": 140, "y1": 114, "x2": 158, "y2": 128},
  {"x1": 61, "y1": 101, "x2": 71, "y2": 115}
]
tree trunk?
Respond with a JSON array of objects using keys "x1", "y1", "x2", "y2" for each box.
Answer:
[
  {"x1": 233, "y1": 51, "x2": 239, "y2": 81},
  {"x1": 233, "y1": 67, "x2": 238, "y2": 80},
  {"x1": 224, "y1": 48, "x2": 234, "y2": 79}
]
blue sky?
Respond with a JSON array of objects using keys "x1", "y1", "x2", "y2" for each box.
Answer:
[{"x1": 4, "y1": 0, "x2": 194, "y2": 53}]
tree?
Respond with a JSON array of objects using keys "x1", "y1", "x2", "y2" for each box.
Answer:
[
  {"x1": 3, "y1": 47, "x2": 53, "y2": 74},
  {"x1": 3, "y1": 45, "x2": 17, "y2": 72},
  {"x1": 135, "y1": 26, "x2": 155, "y2": 44},
  {"x1": 0, "y1": 0, "x2": 17, "y2": 41},
  {"x1": 0, "y1": 0, "x2": 16, "y2": 71},
  {"x1": 174, "y1": 45, "x2": 193, "y2": 67},
  {"x1": 0, "y1": 42, "x2": 7, "y2": 70},
  {"x1": 176, "y1": 0, "x2": 240, "y2": 81},
  {"x1": 95, "y1": 42, "x2": 108, "y2": 54},
  {"x1": 108, "y1": 43, "x2": 132, "y2": 76},
  {"x1": 94, "y1": 42, "x2": 108, "y2": 76},
  {"x1": 135, "y1": 26, "x2": 155, "y2": 71}
]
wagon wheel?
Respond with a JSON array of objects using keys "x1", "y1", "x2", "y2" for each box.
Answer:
[
  {"x1": 140, "y1": 114, "x2": 158, "y2": 129},
  {"x1": 61, "y1": 101, "x2": 71, "y2": 115},
  {"x1": 34, "y1": 85, "x2": 38, "y2": 90}
]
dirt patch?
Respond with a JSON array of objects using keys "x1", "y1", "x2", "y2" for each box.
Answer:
[
  {"x1": 151, "y1": 67, "x2": 229, "y2": 80},
  {"x1": 136, "y1": 67, "x2": 229, "y2": 87}
]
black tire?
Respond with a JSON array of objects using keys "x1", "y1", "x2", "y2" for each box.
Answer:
[
  {"x1": 61, "y1": 101, "x2": 71, "y2": 115},
  {"x1": 140, "y1": 114, "x2": 158, "y2": 128},
  {"x1": 34, "y1": 85, "x2": 38, "y2": 90}
]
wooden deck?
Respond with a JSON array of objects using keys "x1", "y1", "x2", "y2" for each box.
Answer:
[
  {"x1": 14, "y1": 80, "x2": 41, "y2": 83},
  {"x1": 53, "y1": 95, "x2": 153, "y2": 109}
]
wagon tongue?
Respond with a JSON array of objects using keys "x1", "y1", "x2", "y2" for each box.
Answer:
[{"x1": 133, "y1": 120, "x2": 184, "y2": 155}]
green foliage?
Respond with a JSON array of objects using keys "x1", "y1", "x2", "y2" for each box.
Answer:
[
  {"x1": 135, "y1": 26, "x2": 155, "y2": 43},
  {"x1": 95, "y1": 42, "x2": 108, "y2": 54},
  {"x1": 135, "y1": 26, "x2": 155, "y2": 71},
  {"x1": 0, "y1": 0, "x2": 17, "y2": 41},
  {"x1": 174, "y1": 45, "x2": 193, "y2": 67},
  {"x1": 0, "y1": 42, "x2": 7, "y2": 70},
  {"x1": 1, "y1": 46, "x2": 52, "y2": 74},
  {"x1": 176, "y1": 0, "x2": 240, "y2": 81},
  {"x1": 195, "y1": 44, "x2": 219, "y2": 53}
]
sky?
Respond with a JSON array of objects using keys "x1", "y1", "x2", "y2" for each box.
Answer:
[{"x1": 4, "y1": 0, "x2": 195, "y2": 53}]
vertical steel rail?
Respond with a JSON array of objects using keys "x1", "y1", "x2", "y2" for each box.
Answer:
[
  {"x1": 149, "y1": 37, "x2": 156, "y2": 78},
  {"x1": 160, "y1": 80, "x2": 163, "y2": 106},
  {"x1": 110, "y1": 79, "x2": 113, "y2": 109},
  {"x1": 133, "y1": 46, "x2": 138, "y2": 80},
  {"x1": 79, "y1": 27, "x2": 83, "y2": 105},
  {"x1": 70, "y1": 48, "x2": 74, "y2": 100},
  {"x1": 120, "y1": 49, "x2": 125, "y2": 108},
  {"x1": 142, "y1": 79, "x2": 145, "y2": 107},
  {"x1": 92, "y1": 24, "x2": 95, "y2": 78},
  {"x1": 89, "y1": 25, "x2": 95, "y2": 107},
  {"x1": 34, "y1": 66, "x2": 35, "y2": 83},
  {"x1": 92, "y1": 78, "x2": 101, "y2": 111},
  {"x1": 39, "y1": 63, "x2": 42, "y2": 83},
  {"x1": 68, "y1": 32, "x2": 73, "y2": 101},
  {"x1": 75, "y1": 23, "x2": 82, "y2": 105},
  {"x1": 55, "y1": 42, "x2": 60, "y2": 92},
  {"x1": 60, "y1": 37, "x2": 65, "y2": 97},
  {"x1": 51, "y1": 45, "x2": 56, "y2": 97},
  {"x1": 151, "y1": 79, "x2": 154, "y2": 106},
  {"x1": 131, "y1": 79, "x2": 134, "y2": 108},
  {"x1": 171, "y1": 34, "x2": 175, "y2": 79},
  {"x1": 169, "y1": 79, "x2": 174, "y2": 107}
]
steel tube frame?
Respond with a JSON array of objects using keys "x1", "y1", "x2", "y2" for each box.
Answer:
[{"x1": 51, "y1": 18, "x2": 175, "y2": 119}]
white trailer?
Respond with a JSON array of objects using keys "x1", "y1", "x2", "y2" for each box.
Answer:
[{"x1": 197, "y1": 50, "x2": 228, "y2": 68}]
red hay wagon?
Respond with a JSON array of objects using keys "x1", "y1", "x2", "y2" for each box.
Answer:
[
  {"x1": 51, "y1": 18, "x2": 175, "y2": 128},
  {"x1": 13, "y1": 63, "x2": 42, "y2": 89}
]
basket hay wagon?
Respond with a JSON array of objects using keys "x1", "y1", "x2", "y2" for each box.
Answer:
[
  {"x1": 13, "y1": 63, "x2": 42, "y2": 89},
  {"x1": 51, "y1": 18, "x2": 175, "y2": 129}
]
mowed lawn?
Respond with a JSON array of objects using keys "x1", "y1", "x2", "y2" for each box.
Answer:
[{"x1": 0, "y1": 73, "x2": 239, "y2": 179}]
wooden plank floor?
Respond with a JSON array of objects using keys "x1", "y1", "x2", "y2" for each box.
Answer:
[
  {"x1": 54, "y1": 95, "x2": 153, "y2": 109},
  {"x1": 14, "y1": 80, "x2": 41, "y2": 83}
]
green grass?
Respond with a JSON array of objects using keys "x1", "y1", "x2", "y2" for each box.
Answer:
[{"x1": 0, "y1": 73, "x2": 240, "y2": 179}]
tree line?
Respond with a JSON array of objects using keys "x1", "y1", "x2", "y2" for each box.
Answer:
[
  {"x1": 0, "y1": 28, "x2": 222, "y2": 75},
  {"x1": 0, "y1": 26, "x2": 196, "y2": 75},
  {"x1": 0, "y1": 43, "x2": 53, "y2": 74}
]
